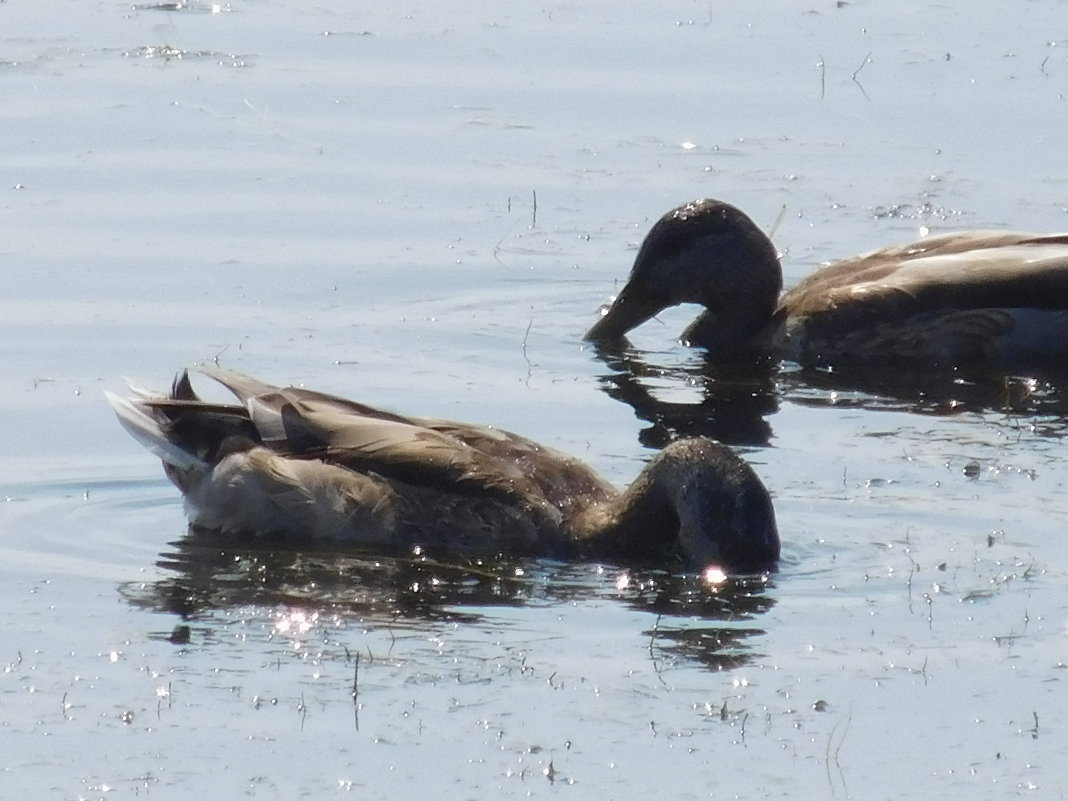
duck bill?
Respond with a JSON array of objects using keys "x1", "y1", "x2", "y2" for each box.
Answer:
[{"x1": 584, "y1": 284, "x2": 667, "y2": 341}]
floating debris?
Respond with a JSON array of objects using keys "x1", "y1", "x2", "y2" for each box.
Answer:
[
  {"x1": 122, "y1": 45, "x2": 251, "y2": 67},
  {"x1": 132, "y1": 1, "x2": 231, "y2": 13}
]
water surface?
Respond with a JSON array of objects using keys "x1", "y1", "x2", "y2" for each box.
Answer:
[{"x1": 3, "y1": 1, "x2": 1068, "y2": 798}]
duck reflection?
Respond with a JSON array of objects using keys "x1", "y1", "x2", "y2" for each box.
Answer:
[
  {"x1": 588, "y1": 340, "x2": 778, "y2": 448},
  {"x1": 588, "y1": 338, "x2": 1068, "y2": 446},
  {"x1": 622, "y1": 571, "x2": 776, "y2": 671},
  {"x1": 117, "y1": 529, "x2": 776, "y2": 672},
  {"x1": 784, "y1": 363, "x2": 1068, "y2": 421}
]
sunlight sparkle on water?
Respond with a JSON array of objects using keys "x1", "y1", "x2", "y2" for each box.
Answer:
[
  {"x1": 702, "y1": 567, "x2": 729, "y2": 585},
  {"x1": 274, "y1": 609, "x2": 317, "y2": 636}
]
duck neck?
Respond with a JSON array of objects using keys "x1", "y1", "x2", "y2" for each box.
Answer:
[
  {"x1": 681, "y1": 238, "x2": 785, "y2": 358},
  {"x1": 681, "y1": 306, "x2": 786, "y2": 360},
  {"x1": 573, "y1": 465, "x2": 680, "y2": 562}
]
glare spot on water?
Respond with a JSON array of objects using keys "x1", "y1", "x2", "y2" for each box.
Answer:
[
  {"x1": 274, "y1": 610, "x2": 316, "y2": 636},
  {"x1": 702, "y1": 567, "x2": 728, "y2": 585}
]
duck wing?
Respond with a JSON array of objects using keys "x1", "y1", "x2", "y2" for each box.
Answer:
[
  {"x1": 785, "y1": 232, "x2": 1068, "y2": 320},
  {"x1": 192, "y1": 368, "x2": 613, "y2": 512},
  {"x1": 179, "y1": 368, "x2": 528, "y2": 498},
  {"x1": 781, "y1": 232, "x2": 1068, "y2": 368},
  {"x1": 416, "y1": 419, "x2": 616, "y2": 512}
]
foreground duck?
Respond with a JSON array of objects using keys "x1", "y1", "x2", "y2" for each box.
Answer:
[
  {"x1": 107, "y1": 368, "x2": 779, "y2": 572},
  {"x1": 585, "y1": 198, "x2": 1068, "y2": 372}
]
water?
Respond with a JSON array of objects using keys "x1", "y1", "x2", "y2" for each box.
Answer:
[{"x1": 3, "y1": 1, "x2": 1068, "y2": 798}]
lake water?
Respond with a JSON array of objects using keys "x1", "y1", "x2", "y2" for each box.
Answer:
[{"x1": 3, "y1": 1, "x2": 1068, "y2": 798}]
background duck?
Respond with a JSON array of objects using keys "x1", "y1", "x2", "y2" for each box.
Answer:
[
  {"x1": 585, "y1": 198, "x2": 1068, "y2": 373},
  {"x1": 107, "y1": 368, "x2": 780, "y2": 573}
]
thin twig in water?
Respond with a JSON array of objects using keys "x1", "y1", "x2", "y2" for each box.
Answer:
[
  {"x1": 492, "y1": 214, "x2": 524, "y2": 267},
  {"x1": 531, "y1": 189, "x2": 538, "y2": 228},
  {"x1": 818, "y1": 54, "x2": 826, "y2": 99},
  {"x1": 824, "y1": 708, "x2": 852, "y2": 799},
  {"x1": 352, "y1": 652, "x2": 360, "y2": 730},
  {"x1": 521, "y1": 319, "x2": 535, "y2": 385},
  {"x1": 833, "y1": 711, "x2": 851, "y2": 765},
  {"x1": 904, "y1": 544, "x2": 918, "y2": 614},
  {"x1": 521, "y1": 319, "x2": 533, "y2": 354},
  {"x1": 768, "y1": 204, "x2": 788, "y2": 239},
  {"x1": 852, "y1": 52, "x2": 872, "y2": 100},
  {"x1": 648, "y1": 614, "x2": 668, "y2": 686}
]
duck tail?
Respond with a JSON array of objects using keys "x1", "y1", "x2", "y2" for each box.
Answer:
[
  {"x1": 108, "y1": 369, "x2": 265, "y2": 470},
  {"x1": 105, "y1": 385, "x2": 208, "y2": 472}
]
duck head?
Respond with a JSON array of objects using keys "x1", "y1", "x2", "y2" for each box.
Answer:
[
  {"x1": 585, "y1": 199, "x2": 783, "y2": 360},
  {"x1": 663, "y1": 438, "x2": 779, "y2": 572},
  {"x1": 591, "y1": 437, "x2": 780, "y2": 573}
]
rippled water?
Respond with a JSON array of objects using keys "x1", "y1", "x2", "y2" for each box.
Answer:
[{"x1": 4, "y1": 1, "x2": 1068, "y2": 798}]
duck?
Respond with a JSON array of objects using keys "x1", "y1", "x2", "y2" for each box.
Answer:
[
  {"x1": 585, "y1": 198, "x2": 1068, "y2": 373},
  {"x1": 106, "y1": 367, "x2": 779, "y2": 573}
]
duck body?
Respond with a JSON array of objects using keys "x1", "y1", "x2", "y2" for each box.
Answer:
[
  {"x1": 586, "y1": 199, "x2": 1068, "y2": 373},
  {"x1": 107, "y1": 368, "x2": 779, "y2": 572}
]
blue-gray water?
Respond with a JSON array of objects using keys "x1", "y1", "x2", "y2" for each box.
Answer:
[{"x1": 3, "y1": 1, "x2": 1068, "y2": 798}]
